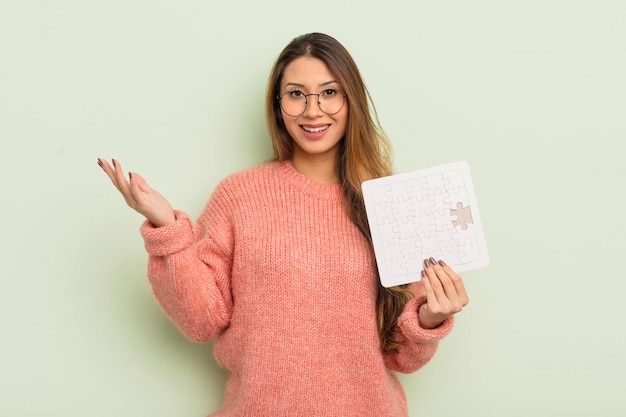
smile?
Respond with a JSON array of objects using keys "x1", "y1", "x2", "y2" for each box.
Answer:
[{"x1": 301, "y1": 125, "x2": 329, "y2": 133}]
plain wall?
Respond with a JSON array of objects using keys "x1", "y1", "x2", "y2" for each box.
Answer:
[{"x1": 1, "y1": 1, "x2": 625, "y2": 416}]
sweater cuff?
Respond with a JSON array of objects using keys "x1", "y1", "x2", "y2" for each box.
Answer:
[
  {"x1": 140, "y1": 210, "x2": 195, "y2": 256},
  {"x1": 397, "y1": 296, "x2": 454, "y2": 343}
]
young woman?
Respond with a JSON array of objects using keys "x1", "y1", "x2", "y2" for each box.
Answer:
[{"x1": 98, "y1": 32, "x2": 468, "y2": 417}]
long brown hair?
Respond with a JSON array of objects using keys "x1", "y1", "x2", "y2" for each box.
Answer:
[{"x1": 265, "y1": 33, "x2": 413, "y2": 353}]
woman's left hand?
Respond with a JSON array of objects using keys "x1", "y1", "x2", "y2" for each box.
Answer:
[{"x1": 418, "y1": 258, "x2": 469, "y2": 329}]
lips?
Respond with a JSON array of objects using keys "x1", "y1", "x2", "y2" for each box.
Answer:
[
  {"x1": 301, "y1": 124, "x2": 329, "y2": 133},
  {"x1": 300, "y1": 124, "x2": 330, "y2": 140}
]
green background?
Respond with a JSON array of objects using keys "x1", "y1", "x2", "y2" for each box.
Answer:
[{"x1": 1, "y1": 1, "x2": 624, "y2": 416}]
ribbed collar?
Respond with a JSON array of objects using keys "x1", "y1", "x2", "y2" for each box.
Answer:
[{"x1": 276, "y1": 160, "x2": 342, "y2": 201}]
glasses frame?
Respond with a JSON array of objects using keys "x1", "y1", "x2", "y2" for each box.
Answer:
[{"x1": 277, "y1": 89, "x2": 347, "y2": 117}]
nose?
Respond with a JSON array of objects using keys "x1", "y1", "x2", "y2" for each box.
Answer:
[{"x1": 302, "y1": 93, "x2": 323, "y2": 118}]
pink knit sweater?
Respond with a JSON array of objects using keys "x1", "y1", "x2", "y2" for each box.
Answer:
[{"x1": 140, "y1": 160, "x2": 453, "y2": 417}]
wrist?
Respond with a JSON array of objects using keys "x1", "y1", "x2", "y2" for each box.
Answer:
[
  {"x1": 418, "y1": 304, "x2": 444, "y2": 329},
  {"x1": 149, "y1": 211, "x2": 176, "y2": 228}
]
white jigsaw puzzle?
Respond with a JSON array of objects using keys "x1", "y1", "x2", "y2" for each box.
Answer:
[{"x1": 362, "y1": 161, "x2": 489, "y2": 287}]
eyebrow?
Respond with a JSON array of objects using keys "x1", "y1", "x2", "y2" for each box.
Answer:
[{"x1": 284, "y1": 80, "x2": 339, "y2": 89}]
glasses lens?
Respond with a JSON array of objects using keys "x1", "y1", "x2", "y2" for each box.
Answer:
[
  {"x1": 280, "y1": 92, "x2": 306, "y2": 116},
  {"x1": 279, "y1": 90, "x2": 346, "y2": 116},
  {"x1": 319, "y1": 89, "x2": 345, "y2": 115}
]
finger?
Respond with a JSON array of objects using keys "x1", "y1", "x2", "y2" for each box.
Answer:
[
  {"x1": 430, "y1": 259, "x2": 459, "y2": 300},
  {"x1": 421, "y1": 269, "x2": 436, "y2": 302},
  {"x1": 433, "y1": 260, "x2": 469, "y2": 314},
  {"x1": 98, "y1": 157, "x2": 127, "y2": 193},
  {"x1": 99, "y1": 158, "x2": 137, "y2": 207},
  {"x1": 420, "y1": 270, "x2": 446, "y2": 320},
  {"x1": 128, "y1": 171, "x2": 151, "y2": 208},
  {"x1": 438, "y1": 261, "x2": 469, "y2": 306},
  {"x1": 97, "y1": 158, "x2": 122, "y2": 191},
  {"x1": 111, "y1": 159, "x2": 135, "y2": 201},
  {"x1": 129, "y1": 172, "x2": 152, "y2": 194},
  {"x1": 423, "y1": 258, "x2": 445, "y2": 304},
  {"x1": 426, "y1": 258, "x2": 468, "y2": 315},
  {"x1": 128, "y1": 171, "x2": 141, "y2": 199}
]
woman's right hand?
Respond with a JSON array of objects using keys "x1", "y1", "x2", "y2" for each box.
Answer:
[{"x1": 97, "y1": 158, "x2": 176, "y2": 227}]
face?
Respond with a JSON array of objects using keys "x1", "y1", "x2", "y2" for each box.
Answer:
[{"x1": 279, "y1": 56, "x2": 348, "y2": 164}]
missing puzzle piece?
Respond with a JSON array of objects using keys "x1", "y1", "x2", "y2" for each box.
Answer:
[{"x1": 450, "y1": 202, "x2": 473, "y2": 231}]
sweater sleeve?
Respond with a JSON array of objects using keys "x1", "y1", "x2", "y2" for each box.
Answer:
[
  {"x1": 383, "y1": 281, "x2": 454, "y2": 373},
  {"x1": 140, "y1": 183, "x2": 235, "y2": 343}
]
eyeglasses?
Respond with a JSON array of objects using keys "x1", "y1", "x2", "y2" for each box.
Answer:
[{"x1": 278, "y1": 88, "x2": 347, "y2": 117}]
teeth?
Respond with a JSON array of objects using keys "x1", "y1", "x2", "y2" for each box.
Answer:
[{"x1": 302, "y1": 125, "x2": 328, "y2": 133}]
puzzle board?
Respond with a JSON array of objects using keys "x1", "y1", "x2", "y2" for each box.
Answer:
[{"x1": 362, "y1": 161, "x2": 489, "y2": 287}]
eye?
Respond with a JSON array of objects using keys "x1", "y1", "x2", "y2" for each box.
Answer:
[
  {"x1": 287, "y1": 90, "x2": 305, "y2": 98},
  {"x1": 320, "y1": 88, "x2": 338, "y2": 97}
]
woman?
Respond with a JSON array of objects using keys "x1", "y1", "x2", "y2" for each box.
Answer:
[{"x1": 98, "y1": 32, "x2": 468, "y2": 417}]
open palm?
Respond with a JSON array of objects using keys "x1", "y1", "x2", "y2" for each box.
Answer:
[{"x1": 98, "y1": 158, "x2": 175, "y2": 227}]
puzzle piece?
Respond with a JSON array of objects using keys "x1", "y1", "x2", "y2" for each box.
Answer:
[
  {"x1": 444, "y1": 187, "x2": 470, "y2": 208},
  {"x1": 411, "y1": 195, "x2": 437, "y2": 217},
  {"x1": 394, "y1": 195, "x2": 418, "y2": 225},
  {"x1": 416, "y1": 230, "x2": 443, "y2": 256},
  {"x1": 370, "y1": 184, "x2": 392, "y2": 203},
  {"x1": 388, "y1": 181, "x2": 414, "y2": 204},
  {"x1": 427, "y1": 190, "x2": 450, "y2": 217},
  {"x1": 373, "y1": 200, "x2": 398, "y2": 225},
  {"x1": 442, "y1": 170, "x2": 465, "y2": 194},
  {"x1": 385, "y1": 252, "x2": 408, "y2": 278},
  {"x1": 422, "y1": 174, "x2": 450, "y2": 195},
  {"x1": 439, "y1": 244, "x2": 463, "y2": 265},
  {"x1": 436, "y1": 224, "x2": 460, "y2": 251},
  {"x1": 459, "y1": 239, "x2": 480, "y2": 262},
  {"x1": 377, "y1": 221, "x2": 400, "y2": 246},
  {"x1": 398, "y1": 250, "x2": 423, "y2": 276},
  {"x1": 405, "y1": 177, "x2": 428, "y2": 200},
  {"x1": 382, "y1": 237, "x2": 406, "y2": 262}
]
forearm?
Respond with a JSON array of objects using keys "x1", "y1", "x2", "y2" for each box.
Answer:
[
  {"x1": 384, "y1": 296, "x2": 454, "y2": 373},
  {"x1": 142, "y1": 211, "x2": 232, "y2": 342}
]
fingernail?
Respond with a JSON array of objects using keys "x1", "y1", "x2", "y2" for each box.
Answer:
[
  {"x1": 421, "y1": 270, "x2": 426, "y2": 278},
  {"x1": 423, "y1": 259, "x2": 430, "y2": 268},
  {"x1": 129, "y1": 172, "x2": 133, "y2": 180},
  {"x1": 97, "y1": 158, "x2": 103, "y2": 168},
  {"x1": 438, "y1": 260, "x2": 446, "y2": 267},
  {"x1": 112, "y1": 159, "x2": 117, "y2": 167},
  {"x1": 429, "y1": 257, "x2": 436, "y2": 266}
]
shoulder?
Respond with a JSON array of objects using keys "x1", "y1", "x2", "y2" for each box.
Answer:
[
  {"x1": 207, "y1": 161, "x2": 288, "y2": 207},
  {"x1": 217, "y1": 161, "x2": 284, "y2": 192},
  {"x1": 197, "y1": 162, "x2": 282, "y2": 224},
  {"x1": 223, "y1": 161, "x2": 282, "y2": 182}
]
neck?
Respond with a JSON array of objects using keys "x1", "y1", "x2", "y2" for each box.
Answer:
[{"x1": 291, "y1": 153, "x2": 339, "y2": 185}]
